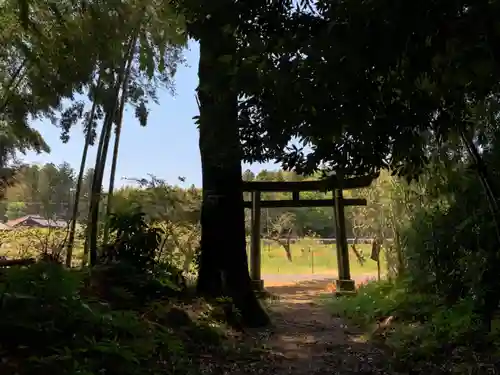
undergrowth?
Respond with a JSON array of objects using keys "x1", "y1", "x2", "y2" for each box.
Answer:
[
  {"x1": 0, "y1": 262, "x2": 232, "y2": 375},
  {"x1": 327, "y1": 279, "x2": 500, "y2": 373},
  {"x1": 0, "y1": 211, "x2": 240, "y2": 375}
]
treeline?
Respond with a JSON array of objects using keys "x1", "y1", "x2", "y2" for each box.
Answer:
[
  {"x1": 1, "y1": 163, "x2": 93, "y2": 221},
  {"x1": 2, "y1": 162, "x2": 402, "y2": 242},
  {"x1": 0, "y1": 164, "x2": 201, "y2": 225}
]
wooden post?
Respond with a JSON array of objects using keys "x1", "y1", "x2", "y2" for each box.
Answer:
[
  {"x1": 371, "y1": 238, "x2": 382, "y2": 281},
  {"x1": 333, "y1": 190, "x2": 344, "y2": 278},
  {"x1": 334, "y1": 187, "x2": 355, "y2": 294},
  {"x1": 377, "y1": 257, "x2": 381, "y2": 281},
  {"x1": 311, "y1": 246, "x2": 315, "y2": 274},
  {"x1": 250, "y1": 191, "x2": 263, "y2": 291}
]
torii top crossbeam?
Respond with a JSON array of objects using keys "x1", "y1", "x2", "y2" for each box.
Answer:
[{"x1": 241, "y1": 174, "x2": 376, "y2": 192}]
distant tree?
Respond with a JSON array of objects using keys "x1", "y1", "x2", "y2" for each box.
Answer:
[
  {"x1": 242, "y1": 169, "x2": 255, "y2": 181},
  {"x1": 78, "y1": 168, "x2": 94, "y2": 222},
  {"x1": 268, "y1": 212, "x2": 296, "y2": 261},
  {"x1": 21, "y1": 165, "x2": 41, "y2": 214},
  {"x1": 55, "y1": 162, "x2": 76, "y2": 219},
  {"x1": 6, "y1": 201, "x2": 26, "y2": 219}
]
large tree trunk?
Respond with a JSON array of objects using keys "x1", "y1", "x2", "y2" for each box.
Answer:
[{"x1": 195, "y1": 11, "x2": 269, "y2": 327}]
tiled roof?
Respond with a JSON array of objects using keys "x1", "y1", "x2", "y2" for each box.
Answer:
[
  {"x1": 30, "y1": 217, "x2": 67, "y2": 228},
  {"x1": 6, "y1": 216, "x2": 30, "y2": 227},
  {"x1": 7, "y1": 215, "x2": 67, "y2": 228}
]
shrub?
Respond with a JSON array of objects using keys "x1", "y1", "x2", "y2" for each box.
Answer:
[
  {"x1": 0, "y1": 210, "x2": 227, "y2": 375},
  {"x1": 327, "y1": 279, "x2": 498, "y2": 372},
  {"x1": 396, "y1": 158, "x2": 500, "y2": 330},
  {"x1": 0, "y1": 227, "x2": 71, "y2": 261},
  {"x1": 158, "y1": 222, "x2": 200, "y2": 277},
  {"x1": 0, "y1": 262, "x2": 191, "y2": 375},
  {"x1": 96, "y1": 210, "x2": 188, "y2": 308},
  {"x1": 0, "y1": 260, "x2": 227, "y2": 375}
]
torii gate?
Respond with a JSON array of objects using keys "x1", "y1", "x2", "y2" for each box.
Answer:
[{"x1": 242, "y1": 174, "x2": 375, "y2": 294}]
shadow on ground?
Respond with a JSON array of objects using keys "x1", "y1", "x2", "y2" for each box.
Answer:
[{"x1": 237, "y1": 278, "x2": 395, "y2": 375}]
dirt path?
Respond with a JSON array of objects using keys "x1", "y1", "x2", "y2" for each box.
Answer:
[
  {"x1": 258, "y1": 279, "x2": 391, "y2": 374},
  {"x1": 208, "y1": 277, "x2": 394, "y2": 374}
]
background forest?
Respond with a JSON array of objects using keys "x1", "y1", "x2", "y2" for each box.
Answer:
[
  {"x1": 0, "y1": 162, "x2": 417, "y2": 264},
  {"x1": 0, "y1": 163, "x2": 398, "y2": 239}
]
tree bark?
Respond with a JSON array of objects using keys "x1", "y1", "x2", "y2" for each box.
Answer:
[
  {"x1": 87, "y1": 109, "x2": 111, "y2": 265},
  {"x1": 87, "y1": 36, "x2": 136, "y2": 265},
  {"x1": 271, "y1": 235, "x2": 292, "y2": 262},
  {"x1": 103, "y1": 40, "x2": 136, "y2": 245},
  {"x1": 66, "y1": 74, "x2": 102, "y2": 267},
  {"x1": 195, "y1": 11, "x2": 269, "y2": 327}
]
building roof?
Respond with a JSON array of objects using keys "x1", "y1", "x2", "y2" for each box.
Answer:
[
  {"x1": 7, "y1": 215, "x2": 67, "y2": 228},
  {"x1": 6, "y1": 216, "x2": 29, "y2": 227}
]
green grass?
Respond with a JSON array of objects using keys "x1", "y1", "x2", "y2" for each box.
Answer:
[
  {"x1": 248, "y1": 238, "x2": 385, "y2": 276},
  {"x1": 1, "y1": 230, "x2": 384, "y2": 277}
]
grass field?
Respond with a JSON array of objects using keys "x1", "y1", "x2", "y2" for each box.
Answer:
[
  {"x1": 248, "y1": 239, "x2": 386, "y2": 276},
  {"x1": 0, "y1": 229, "x2": 385, "y2": 279}
]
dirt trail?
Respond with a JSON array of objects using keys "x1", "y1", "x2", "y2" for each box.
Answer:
[{"x1": 258, "y1": 279, "x2": 391, "y2": 374}]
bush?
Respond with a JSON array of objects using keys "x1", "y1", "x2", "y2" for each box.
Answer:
[
  {"x1": 392, "y1": 156, "x2": 500, "y2": 331},
  {"x1": 0, "y1": 209, "x2": 250, "y2": 375},
  {"x1": 0, "y1": 261, "x2": 224, "y2": 375},
  {"x1": 0, "y1": 211, "x2": 229, "y2": 375},
  {"x1": 329, "y1": 278, "x2": 440, "y2": 325},
  {"x1": 401, "y1": 193, "x2": 495, "y2": 303},
  {"x1": 158, "y1": 222, "x2": 200, "y2": 278},
  {"x1": 0, "y1": 227, "x2": 72, "y2": 261},
  {"x1": 96, "y1": 210, "x2": 188, "y2": 308},
  {"x1": 327, "y1": 279, "x2": 499, "y2": 372}
]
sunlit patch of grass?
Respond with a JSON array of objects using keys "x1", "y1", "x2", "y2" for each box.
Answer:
[{"x1": 250, "y1": 239, "x2": 385, "y2": 276}]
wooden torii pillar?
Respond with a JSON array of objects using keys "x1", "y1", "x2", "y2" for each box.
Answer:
[
  {"x1": 250, "y1": 191, "x2": 263, "y2": 291},
  {"x1": 243, "y1": 174, "x2": 375, "y2": 293},
  {"x1": 333, "y1": 187, "x2": 355, "y2": 294}
]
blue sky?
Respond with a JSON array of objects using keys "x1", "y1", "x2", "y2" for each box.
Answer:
[{"x1": 23, "y1": 40, "x2": 278, "y2": 188}]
